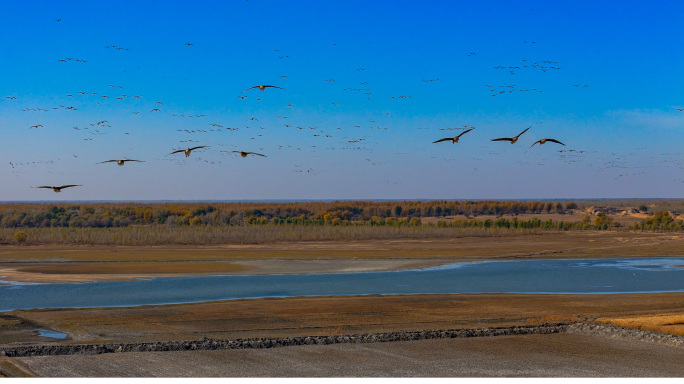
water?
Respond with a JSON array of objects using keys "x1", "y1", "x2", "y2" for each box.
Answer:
[
  {"x1": 37, "y1": 329, "x2": 68, "y2": 339},
  {"x1": 0, "y1": 257, "x2": 682, "y2": 312}
]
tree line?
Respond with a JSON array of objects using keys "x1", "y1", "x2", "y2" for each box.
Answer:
[{"x1": 0, "y1": 200, "x2": 579, "y2": 228}]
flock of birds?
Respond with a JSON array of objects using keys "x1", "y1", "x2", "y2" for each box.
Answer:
[
  {"x1": 433, "y1": 126, "x2": 565, "y2": 149},
  {"x1": 5, "y1": 12, "x2": 684, "y2": 197}
]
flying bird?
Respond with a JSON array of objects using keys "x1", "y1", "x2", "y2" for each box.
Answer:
[
  {"x1": 433, "y1": 128, "x2": 474, "y2": 144},
  {"x1": 242, "y1": 85, "x2": 284, "y2": 92},
  {"x1": 33, "y1": 185, "x2": 81, "y2": 193},
  {"x1": 530, "y1": 138, "x2": 565, "y2": 148},
  {"x1": 491, "y1": 127, "x2": 530, "y2": 144},
  {"x1": 221, "y1": 150, "x2": 267, "y2": 158},
  {"x1": 98, "y1": 159, "x2": 145, "y2": 166},
  {"x1": 169, "y1": 146, "x2": 209, "y2": 157}
]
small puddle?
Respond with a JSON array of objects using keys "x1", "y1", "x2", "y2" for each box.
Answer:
[{"x1": 37, "y1": 329, "x2": 67, "y2": 339}]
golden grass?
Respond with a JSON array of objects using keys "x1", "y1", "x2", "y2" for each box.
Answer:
[
  {"x1": 0, "y1": 318, "x2": 20, "y2": 327},
  {"x1": 597, "y1": 314, "x2": 684, "y2": 336}
]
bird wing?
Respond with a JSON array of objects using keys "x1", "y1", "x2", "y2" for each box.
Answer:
[
  {"x1": 250, "y1": 152, "x2": 267, "y2": 157},
  {"x1": 491, "y1": 138, "x2": 512, "y2": 142},
  {"x1": 58, "y1": 185, "x2": 81, "y2": 189},
  {"x1": 189, "y1": 146, "x2": 208, "y2": 151},
  {"x1": 516, "y1": 126, "x2": 531, "y2": 137},
  {"x1": 242, "y1": 86, "x2": 259, "y2": 92},
  {"x1": 263, "y1": 85, "x2": 284, "y2": 90},
  {"x1": 98, "y1": 160, "x2": 118, "y2": 164},
  {"x1": 529, "y1": 140, "x2": 541, "y2": 149},
  {"x1": 34, "y1": 186, "x2": 54, "y2": 189},
  {"x1": 456, "y1": 128, "x2": 474, "y2": 138},
  {"x1": 546, "y1": 139, "x2": 565, "y2": 145},
  {"x1": 432, "y1": 138, "x2": 452, "y2": 143},
  {"x1": 168, "y1": 149, "x2": 185, "y2": 155}
]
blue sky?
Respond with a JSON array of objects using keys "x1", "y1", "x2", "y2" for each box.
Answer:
[{"x1": 1, "y1": 0, "x2": 683, "y2": 201}]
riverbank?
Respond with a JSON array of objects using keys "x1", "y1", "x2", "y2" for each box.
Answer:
[{"x1": 1, "y1": 231, "x2": 683, "y2": 284}]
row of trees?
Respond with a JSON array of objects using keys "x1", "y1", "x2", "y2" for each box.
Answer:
[
  {"x1": 0, "y1": 200, "x2": 581, "y2": 228},
  {"x1": 628, "y1": 211, "x2": 684, "y2": 231}
]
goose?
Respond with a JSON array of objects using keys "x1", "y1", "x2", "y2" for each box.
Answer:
[
  {"x1": 169, "y1": 146, "x2": 209, "y2": 157},
  {"x1": 33, "y1": 185, "x2": 81, "y2": 192},
  {"x1": 221, "y1": 150, "x2": 267, "y2": 158},
  {"x1": 98, "y1": 159, "x2": 145, "y2": 166},
  {"x1": 491, "y1": 127, "x2": 530, "y2": 144},
  {"x1": 242, "y1": 85, "x2": 284, "y2": 92},
  {"x1": 530, "y1": 138, "x2": 565, "y2": 148},
  {"x1": 433, "y1": 128, "x2": 474, "y2": 144}
]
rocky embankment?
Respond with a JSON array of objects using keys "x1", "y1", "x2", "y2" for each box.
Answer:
[
  {"x1": 1, "y1": 322, "x2": 682, "y2": 358},
  {"x1": 0, "y1": 323, "x2": 565, "y2": 357}
]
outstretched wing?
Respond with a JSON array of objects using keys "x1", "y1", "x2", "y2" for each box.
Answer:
[
  {"x1": 456, "y1": 128, "x2": 474, "y2": 138},
  {"x1": 189, "y1": 146, "x2": 208, "y2": 151},
  {"x1": 515, "y1": 126, "x2": 531, "y2": 138},
  {"x1": 432, "y1": 137, "x2": 451, "y2": 143},
  {"x1": 263, "y1": 85, "x2": 284, "y2": 90},
  {"x1": 98, "y1": 160, "x2": 118, "y2": 164},
  {"x1": 168, "y1": 149, "x2": 185, "y2": 155},
  {"x1": 242, "y1": 85, "x2": 259, "y2": 92},
  {"x1": 529, "y1": 140, "x2": 541, "y2": 149},
  {"x1": 57, "y1": 185, "x2": 81, "y2": 189},
  {"x1": 34, "y1": 186, "x2": 54, "y2": 189},
  {"x1": 491, "y1": 137, "x2": 512, "y2": 142},
  {"x1": 546, "y1": 139, "x2": 565, "y2": 146},
  {"x1": 248, "y1": 152, "x2": 267, "y2": 157}
]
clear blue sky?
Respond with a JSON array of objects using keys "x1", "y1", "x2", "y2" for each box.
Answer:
[{"x1": 1, "y1": 0, "x2": 683, "y2": 201}]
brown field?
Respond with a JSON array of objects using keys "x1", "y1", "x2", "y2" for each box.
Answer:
[
  {"x1": 4, "y1": 293, "x2": 684, "y2": 344},
  {"x1": 0, "y1": 231, "x2": 683, "y2": 283}
]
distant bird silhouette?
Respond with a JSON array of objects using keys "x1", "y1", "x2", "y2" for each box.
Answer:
[
  {"x1": 222, "y1": 150, "x2": 267, "y2": 158},
  {"x1": 491, "y1": 127, "x2": 530, "y2": 144},
  {"x1": 530, "y1": 138, "x2": 565, "y2": 148},
  {"x1": 433, "y1": 128, "x2": 474, "y2": 144},
  {"x1": 169, "y1": 146, "x2": 209, "y2": 157},
  {"x1": 33, "y1": 185, "x2": 81, "y2": 192},
  {"x1": 98, "y1": 159, "x2": 145, "y2": 166},
  {"x1": 242, "y1": 85, "x2": 284, "y2": 92}
]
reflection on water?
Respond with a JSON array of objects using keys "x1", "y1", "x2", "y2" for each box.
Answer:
[{"x1": 0, "y1": 257, "x2": 682, "y2": 312}]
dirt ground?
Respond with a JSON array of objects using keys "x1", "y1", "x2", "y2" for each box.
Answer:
[{"x1": 9, "y1": 333, "x2": 684, "y2": 377}]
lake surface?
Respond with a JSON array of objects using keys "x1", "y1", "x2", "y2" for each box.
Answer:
[{"x1": 0, "y1": 257, "x2": 682, "y2": 312}]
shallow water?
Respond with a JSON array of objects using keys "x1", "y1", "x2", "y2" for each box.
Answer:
[
  {"x1": 0, "y1": 257, "x2": 682, "y2": 312},
  {"x1": 37, "y1": 329, "x2": 68, "y2": 339}
]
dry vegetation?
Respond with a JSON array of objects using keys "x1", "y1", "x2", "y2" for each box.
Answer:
[{"x1": 1, "y1": 199, "x2": 682, "y2": 246}]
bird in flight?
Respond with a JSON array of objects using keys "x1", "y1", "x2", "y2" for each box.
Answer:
[
  {"x1": 169, "y1": 146, "x2": 209, "y2": 157},
  {"x1": 242, "y1": 85, "x2": 284, "y2": 92},
  {"x1": 433, "y1": 128, "x2": 474, "y2": 144},
  {"x1": 529, "y1": 138, "x2": 565, "y2": 148},
  {"x1": 98, "y1": 159, "x2": 145, "y2": 166},
  {"x1": 491, "y1": 127, "x2": 530, "y2": 144},
  {"x1": 33, "y1": 185, "x2": 81, "y2": 193},
  {"x1": 222, "y1": 150, "x2": 267, "y2": 158}
]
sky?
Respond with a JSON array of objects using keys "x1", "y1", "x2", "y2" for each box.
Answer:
[{"x1": 1, "y1": 0, "x2": 683, "y2": 201}]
